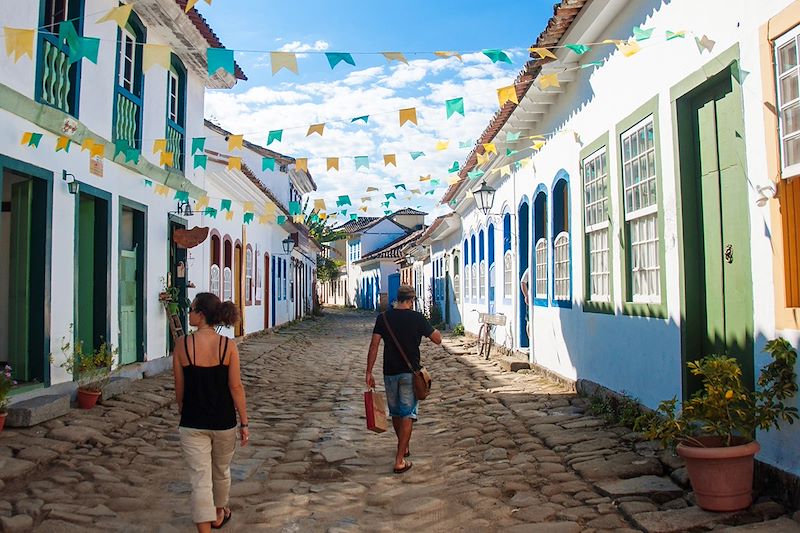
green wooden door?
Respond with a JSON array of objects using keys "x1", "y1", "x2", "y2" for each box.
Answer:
[
  {"x1": 683, "y1": 70, "x2": 754, "y2": 390},
  {"x1": 8, "y1": 180, "x2": 32, "y2": 381},
  {"x1": 119, "y1": 247, "x2": 138, "y2": 365},
  {"x1": 77, "y1": 195, "x2": 96, "y2": 352}
]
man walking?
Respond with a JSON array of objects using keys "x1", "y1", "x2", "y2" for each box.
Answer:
[{"x1": 366, "y1": 285, "x2": 442, "y2": 474}]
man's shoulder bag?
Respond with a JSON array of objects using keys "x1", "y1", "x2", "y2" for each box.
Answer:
[{"x1": 381, "y1": 312, "x2": 432, "y2": 400}]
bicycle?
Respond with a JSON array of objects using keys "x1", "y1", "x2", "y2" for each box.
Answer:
[{"x1": 476, "y1": 311, "x2": 506, "y2": 360}]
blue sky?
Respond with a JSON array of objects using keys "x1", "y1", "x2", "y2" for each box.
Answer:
[{"x1": 198, "y1": 1, "x2": 554, "y2": 219}]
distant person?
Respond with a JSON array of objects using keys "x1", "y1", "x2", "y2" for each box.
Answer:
[
  {"x1": 366, "y1": 285, "x2": 442, "y2": 474},
  {"x1": 173, "y1": 292, "x2": 249, "y2": 532},
  {"x1": 520, "y1": 266, "x2": 531, "y2": 338}
]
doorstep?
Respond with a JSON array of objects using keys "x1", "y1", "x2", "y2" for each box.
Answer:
[{"x1": 6, "y1": 394, "x2": 70, "y2": 428}]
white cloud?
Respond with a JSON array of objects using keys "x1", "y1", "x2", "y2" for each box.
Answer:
[{"x1": 277, "y1": 40, "x2": 330, "y2": 59}]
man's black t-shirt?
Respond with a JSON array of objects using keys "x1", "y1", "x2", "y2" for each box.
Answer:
[{"x1": 372, "y1": 309, "x2": 434, "y2": 376}]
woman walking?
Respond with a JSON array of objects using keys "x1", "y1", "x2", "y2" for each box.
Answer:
[{"x1": 173, "y1": 292, "x2": 249, "y2": 531}]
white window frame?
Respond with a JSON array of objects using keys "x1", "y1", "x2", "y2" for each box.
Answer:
[
  {"x1": 776, "y1": 27, "x2": 800, "y2": 177},
  {"x1": 583, "y1": 147, "x2": 611, "y2": 302},
  {"x1": 472, "y1": 263, "x2": 478, "y2": 302},
  {"x1": 210, "y1": 264, "x2": 221, "y2": 298},
  {"x1": 118, "y1": 27, "x2": 136, "y2": 93},
  {"x1": 479, "y1": 260, "x2": 486, "y2": 302},
  {"x1": 553, "y1": 232, "x2": 570, "y2": 301},
  {"x1": 168, "y1": 71, "x2": 179, "y2": 123},
  {"x1": 453, "y1": 254, "x2": 460, "y2": 304},
  {"x1": 503, "y1": 251, "x2": 513, "y2": 299},
  {"x1": 223, "y1": 266, "x2": 232, "y2": 302},
  {"x1": 245, "y1": 248, "x2": 253, "y2": 304},
  {"x1": 535, "y1": 238, "x2": 548, "y2": 300},
  {"x1": 621, "y1": 116, "x2": 661, "y2": 303},
  {"x1": 464, "y1": 259, "x2": 470, "y2": 302}
]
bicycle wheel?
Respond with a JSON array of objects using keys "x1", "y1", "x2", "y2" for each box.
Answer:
[
  {"x1": 476, "y1": 324, "x2": 486, "y2": 358},
  {"x1": 484, "y1": 326, "x2": 494, "y2": 360}
]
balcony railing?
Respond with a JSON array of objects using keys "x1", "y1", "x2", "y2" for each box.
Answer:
[
  {"x1": 115, "y1": 91, "x2": 140, "y2": 149},
  {"x1": 166, "y1": 123, "x2": 184, "y2": 171},
  {"x1": 39, "y1": 36, "x2": 73, "y2": 114}
]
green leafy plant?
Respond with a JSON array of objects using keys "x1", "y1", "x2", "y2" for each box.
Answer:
[
  {"x1": 317, "y1": 255, "x2": 343, "y2": 283},
  {"x1": 159, "y1": 277, "x2": 190, "y2": 315},
  {"x1": 59, "y1": 329, "x2": 117, "y2": 393},
  {"x1": 636, "y1": 339, "x2": 799, "y2": 448},
  {"x1": 452, "y1": 323, "x2": 465, "y2": 336},
  {"x1": 587, "y1": 391, "x2": 646, "y2": 428},
  {"x1": 0, "y1": 365, "x2": 17, "y2": 413}
]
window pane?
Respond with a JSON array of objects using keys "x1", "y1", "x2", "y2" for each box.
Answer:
[
  {"x1": 781, "y1": 73, "x2": 800, "y2": 104},
  {"x1": 784, "y1": 135, "x2": 800, "y2": 167},
  {"x1": 783, "y1": 103, "x2": 800, "y2": 135},
  {"x1": 779, "y1": 41, "x2": 798, "y2": 74}
]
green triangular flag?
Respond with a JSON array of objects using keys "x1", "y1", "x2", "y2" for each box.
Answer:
[
  {"x1": 207, "y1": 47, "x2": 234, "y2": 76},
  {"x1": 665, "y1": 30, "x2": 686, "y2": 41},
  {"x1": 289, "y1": 201, "x2": 302, "y2": 216},
  {"x1": 351, "y1": 115, "x2": 369, "y2": 124},
  {"x1": 27, "y1": 133, "x2": 43, "y2": 147},
  {"x1": 633, "y1": 26, "x2": 654, "y2": 41},
  {"x1": 467, "y1": 170, "x2": 484, "y2": 180},
  {"x1": 262, "y1": 157, "x2": 275, "y2": 171},
  {"x1": 381, "y1": 201, "x2": 390, "y2": 207},
  {"x1": 350, "y1": 213, "x2": 358, "y2": 220},
  {"x1": 340, "y1": 210, "x2": 348, "y2": 216},
  {"x1": 445, "y1": 97, "x2": 464, "y2": 119},
  {"x1": 354, "y1": 156, "x2": 369, "y2": 170},
  {"x1": 385, "y1": 193, "x2": 396, "y2": 200},
  {"x1": 220, "y1": 199, "x2": 232, "y2": 212},
  {"x1": 143, "y1": 179, "x2": 153, "y2": 187},
  {"x1": 125, "y1": 148, "x2": 140, "y2": 164},
  {"x1": 482, "y1": 49, "x2": 512, "y2": 64},
  {"x1": 506, "y1": 131, "x2": 521, "y2": 142},
  {"x1": 410, "y1": 151, "x2": 425, "y2": 160},
  {"x1": 114, "y1": 139, "x2": 129, "y2": 158},
  {"x1": 204, "y1": 207, "x2": 218, "y2": 219},
  {"x1": 174, "y1": 190, "x2": 189, "y2": 201},
  {"x1": 193, "y1": 154, "x2": 207, "y2": 169},
  {"x1": 336, "y1": 195, "x2": 352, "y2": 207},
  {"x1": 243, "y1": 212, "x2": 254, "y2": 224},
  {"x1": 580, "y1": 60, "x2": 604, "y2": 69},
  {"x1": 506, "y1": 148, "x2": 519, "y2": 156},
  {"x1": 565, "y1": 43, "x2": 591, "y2": 55},
  {"x1": 425, "y1": 190, "x2": 435, "y2": 195},
  {"x1": 430, "y1": 179, "x2": 440, "y2": 186},
  {"x1": 325, "y1": 52, "x2": 355, "y2": 69},
  {"x1": 191, "y1": 137, "x2": 206, "y2": 154},
  {"x1": 448, "y1": 161, "x2": 460, "y2": 173},
  {"x1": 459, "y1": 140, "x2": 472, "y2": 149},
  {"x1": 384, "y1": 210, "x2": 391, "y2": 215},
  {"x1": 277, "y1": 215, "x2": 287, "y2": 224},
  {"x1": 394, "y1": 184, "x2": 406, "y2": 190},
  {"x1": 267, "y1": 130, "x2": 283, "y2": 145}
]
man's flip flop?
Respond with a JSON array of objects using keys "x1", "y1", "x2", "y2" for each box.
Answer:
[
  {"x1": 393, "y1": 460, "x2": 413, "y2": 474},
  {"x1": 211, "y1": 508, "x2": 232, "y2": 529},
  {"x1": 404, "y1": 450, "x2": 411, "y2": 458}
]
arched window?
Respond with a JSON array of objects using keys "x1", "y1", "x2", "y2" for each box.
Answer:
[
  {"x1": 245, "y1": 245, "x2": 253, "y2": 305},
  {"x1": 166, "y1": 54, "x2": 186, "y2": 171},
  {"x1": 255, "y1": 246, "x2": 262, "y2": 305},
  {"x1": 478, "y1": 229, "x2": 485, "y2": 302},
  {"x1": 463, "y1": 239, "x2": 470, "y2": 302},
  {"x1": 114, "y1": 12, "x2": 145, "y2": 149},
  {"x1": 210, "y1": 233, "x2": 221, "y2": 297},
  {"x1": 552, "y1": 175, "x2": 571, "y2": 303},
  {"x1": 470, "y1": 234, "x2": 477, "y2": 302},
  {"x1": 210, "y1": 265, "x2": 220, "y2": 296},
  {"x1": 533, "y1": 191, "x2": 548, "y2": 303},
  {"x1": 453, "y1": 252, "x2": 460, "y2": 304},
  {"x1": 503, "y1": 213, "x2": 512, "y2": 299},
  {"x1": 223, "y1": 238, "x2": 232, "y2": 302}
]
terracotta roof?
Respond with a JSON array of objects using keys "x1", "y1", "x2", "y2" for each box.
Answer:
[
  {"x1": 335, "y1": 216, "x2": 380, "y2": 233},
  {"x1": 418, "y1": 212, "x2": 457, "y2": 243},
  {"x1": 391, "y1": 208, "x2": 427, "y2": 216},
  {"x1": 174, "y1": 0, "x2": 247, "y2": 81},
  {"x1": 441, "y1": 0, "x2": 588, "y2": 204},
  {"x1": 356, "y1": 229, "x2": 425, "y2": 263}
]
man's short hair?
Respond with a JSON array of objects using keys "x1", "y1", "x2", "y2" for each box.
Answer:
[{"x1": 397, "y1": 285, "x2": 416, "y2": 303}]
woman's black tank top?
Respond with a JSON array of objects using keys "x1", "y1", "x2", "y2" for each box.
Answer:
[{"x1": 179, "y1": 335, "x2": 237, "y2": 430}]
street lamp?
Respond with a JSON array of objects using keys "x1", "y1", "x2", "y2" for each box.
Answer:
[
  {"x1": 62, "y1": 170, "x2": 79, "y2": 195},
  {"x1": 282, "y1": 237, "x2": 296, "y2": 254},
  {"x1": 473, "y1": 181, "x2": 496, "y2": 216}
]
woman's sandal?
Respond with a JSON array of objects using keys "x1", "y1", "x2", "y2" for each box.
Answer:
[
  {"x1": 211, "y1": 508, "x2": 232, "y2": 529},
  {"x1": 393, "y1": 460, "x2": 413, "y2": 474}
]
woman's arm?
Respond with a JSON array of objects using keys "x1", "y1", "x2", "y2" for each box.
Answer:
[
  {"x1": 172, "y1": 337, "x2": 186, "y2": 413},
  {"x1": 227, "y1": 341, "x2": 250, "y2": 445}
]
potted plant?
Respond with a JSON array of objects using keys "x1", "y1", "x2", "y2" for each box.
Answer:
[
  {"x1": 60, "y1": 334, "x2": 117, "y2": 409},
  {"x1": 159, "y1": 276, "x2": 190, "y2": 316},
  {"x1": 0, "y1": 365, "x2": 16, "y2": 431},
  {"x1": 637, "y1": 339, "x2": 799, "y2": 512}
]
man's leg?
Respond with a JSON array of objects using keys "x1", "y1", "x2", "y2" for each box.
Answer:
[
  {"x1": 393, "y1": 416, "x2": 413, "y2": 470},
  {"x1": 391, "y1": 417, "x2": 409, "y2": 456}
]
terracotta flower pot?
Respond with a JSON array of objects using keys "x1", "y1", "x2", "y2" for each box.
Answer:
[
  {"x1": 76, "y1": 389, "x2": 101, "y2": 410},
  {"x1": 677, "y1": 436, "x2": 760, "y2": 512}
]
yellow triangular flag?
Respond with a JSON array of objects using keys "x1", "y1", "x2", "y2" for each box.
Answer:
[
  {"x1": 258, "y1": 215, "x2": 270, "y2": 224},
  {"x1": 271, "y1": 52, "x2": 298, "y2": 75},
  {"x1": 314, "y1": 199, "x2": 326, "y2": 211},
  {"x1": 228, "y1": 134, "x2": 244, "y2": 151},
  {"x1": 382, "y1": 52, "x2": 408, "y2": 64},
  {"x1": 20, "y1": 132, "x2": 32, "y2": 145},
  {"x1": 447, "y1": 175, "x2": 460, "y2": 185},
  {"x1": 530, "y1": 47, "x2": 557, "y2": 60},
  {"x1": 410, "y1": 188, "x2": 421, "y2": 195},
  {"x1": 81, "y1": 138, "x2": 95, "y2": 151},
  {"x1": 295, "y1": 158, "x2": 308, "y2": 172},
  {"x1": 143, "y1": 44, "x2": 172, "y2": 72},
  {"x1": 538, "y1": 73, "x2": 560, "y2": 89},
  {"x1": 383, "y1": 154, "x2": 396, "y2": 167},
  {"x1": 154, "y1": 184, "x2": 168, "y2": 196},
  {"x1": 519, "y1": 158, "x2": 531, "y2": 168},
  {"x1": 293, "y1": 215, "x2": 304, "y2": 223},
  {"x1": 227, "y1": 156, "x2": 241, "y2": 171},
  {"x1": 499, "y1": 164, "x2": 511, "y2": 175},
  {"x1": 326, "y1": 158, "x2": 339, "y2": 171},
  {"x1": 497, "y1": 85, "x2": 519, "y2": 106},
  {"x1": 465, "y1": 189, "x2": 474, "y2": 198},
  {"x1": 55, "y1": 136, "x2": 71, "y2": 152},
  {"x1": 399, "y1": 107, "x2": 417, "y2": 127},
  {"x1": 89, "y1": 143, "x2": 105, "y2": 158},
  {"x1": 617, "y1": 39, "x2": 641, "y2": 57},
  {"x1": 4, "y1": 28, "x2": 35, "y2": 62},
  {"x1": 160, "y1": 151, "x2": 174, "y2": 166},
  {"x1": 361, "y1": 196, "x2": 371, "y2": 203},
  {"x1": 264, "y1": 203, "x2": 276, "y2": 215},
  {"x1": 436, "y1": 140, "x2": 449, "y2": 151},
  {"x1": 185, "y1": 0, "x2": 199, "y2": 12},
  {"x1": 319, "y1": 212, "x2": 328, "y2": 220},
  {"x1": 366, "y1": 187, "x2": 379, "y2": 192},
  {"x1": 359, "y1": 206, "x2": 368, "y2": 213},
  {"x1": 225, "y1": 211, "x2": 234, "y2": 221},
  {"x1": 195, "y1": 196, "x2": 209, "y2": 209},
  {"x1": 476, "y1": 152, "x2": 490, "y2": 165},
  {"x1": 153, "y1": 139, "x2": 167, "y2": 153},
  {"x1": 96, "y1": 3, "x2": 133, "y2": 28},
  {"x1": 533, "y1": 140, "x2": 546, "y2": 150},
  {"x1": 434, "y1": 51, "x2": 462, "y2": 61},
  {"x1": 243, "y1": 201, "x2": 254, "y2": 212},
  {"x1": 419, "y1": 175, "x2": 431, "y2": 182},
  {"x1": 307, "y1": 123, "x2": 325, "y2": 136},
  {"x1": 483, "y1": 143, "x2": 497, "y2": 155}
]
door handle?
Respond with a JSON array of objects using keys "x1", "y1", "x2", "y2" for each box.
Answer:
[{"x1": 724, "y1": 244, "x2": 733, "y2": 264}]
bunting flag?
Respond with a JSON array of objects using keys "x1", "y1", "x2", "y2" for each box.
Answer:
[
  {"x1": 459, "y1": 140, "x2": 472, "y2": 148},
  {"x1": 143, "y1": 179, "x2": 153, "y2": 187},
  {"x1": 506, "y1": 148, "x2": 519, "y2": 156},
  {"x1": 225, "y1": 211, "x2": 234, "y2": 221},
  {"x1": 288, "y1": 201, "x2": 302, "y2": 215},
  {"x1": 350, "y1": 213, "x2": 358, "y2": 220},
  {"x1": 506, "y1": 131, "x2": 521, "y2": 142},
  {"x1": 616, "y1": 39, "x2": 641, "y2": 57},
  {"x1": 96, "y1": 3, "x2": 133, "y2": 28},
  {"x1": 228, "y1": 134, "x2": 244, "y2": 151},
  {"x1": 159, "y1": 151, "x2": 174, "y2": 166},
  {"x1": 483, "y1": 143, "x2": 497, "y2": 155},
  {"x1": 264, "y1": 203, "x2": 276, "y2": 215},
  {"x1": 483, "y1": 49, "x2": 512, "y2": 64},
  {"x1": 381, "y1": 201, "x2": 390, "y2": 208},
  {"x1": 271, "y1": 51, "x2": 298, "y2": 74},
  {"x1": 114, "y1": 139, "x2": 129, "y2": 158},
  {"x1": 220, "y1": 199, "x2": 232, "y2": 212},
  {"x1": 382, "y1": 52, "x2": 408, "y2": 64},
  {"x1": 153, "y1": 139, "x2": 167, "y2": 153},
  {"x1": 60, "y1": 21, "x2": 99, "y2": 64},
  {"x1": 447, "y1": 175, "x2": 460, "y2": 185},
  {"x1": 227, "y1": 156, "x2": 241, "y2": 171},
  {"x1": 446, "y1": 97, "x2": 465, "y2": 118},
  {"x1": 666, "y1": 30, "x2": 686, "y2": 41},
  {"x1": 434, "y1": 50, "x2": 462, "y2": 60},
  {"x1": 295, "y1": 158, "x2": 308, "y2": 172},
  {"x1": 530, "y1": 47, "x2": 557, "y2": 60},
  {"x1": 207, "y1": 47, "x2": 234, "y2": 76},
  {"x1": 21, "y1": 132, "x2": 43, "y2": 147},
  {"x1": 336, "y1": 195, "x2": 352, "y2": 207},
  {"x1": 538, "y1": 73, "x2": 560, "y2": 89},
  {"x1": 326, "y1": 157, "x2": 339, "y2": 171},
  {"x1": 243, "y1": 212, "x2": 255, "y2": 224},
  {"x1": 258, "y1": 214, "x2": 270, "y2": 224},
  {"x1": 467, "y1": 170, "x2": 484, "y2": 180},
  {"x1": 448, "y1": 161, "x2": 460, "y2": 173},
  {"x1": 533, "y1": 140, "x2": 546, "y2": 150},
  {"x1": 185, "y1": 0, "x2": 199, "y2": 12},
  {"x1": 4, "y1": 27, "x2": 35, "y2": 62},
  {"x1": 55, "y1": 136, "x2": 72, "y2": 152},
  {"x1": 433, "y1": 140, "x2": 447, "y2": 151},
  {"x1": 262, "y1": 157, "x2": 275, "y2": 171},
  {"x1": 306, "y1": 123, "x2": 324, "y2": 137},
  {"x1": 81, "y1": 138, "x2": 96, "y2": 152},
  {"x1": 195, "y1": 196, "x2": 210, "y2": 210},
  {"x1": 351, "y1": 115, "x2": 369, "y2": 124},
  {"x1": 154, "y1": 184, "x2": 169, "y2": 196},
  {"x1": 359, "y1": 206, "x2": 368, "y2": 213},
  {"x1": 497, "y1": 85, "x2": 519, "y2": 106},
  {"x1": 242, "y1": 201, "x2": 254, "y2": 212},
  {"x1": 383, "y1": 154, "x2": 396, "y2": 167},
  {"x1": 430, "y1": 178, "x2": 440, "y2": 186},
  {"x1": 399, "y1": 107, "x2": 418, "y2": 127},
  {"x1": 385, "y1": 193, "x2": 396, "y2": 200},
  {"x1": 565, "y1": 43, "x2": 590, "y2": 55},
  {"x1": 410, "y1": 151, "x2": 425, "y2": 160},
  {"x1": 325, "y1": 52, "x2": 355, "y2": 69},
  {"x1": 191, "y1": 137, "x2": 206, "y2": 154},
  {"x1": 314, "y1": 198, "x2": 326, "y2": 211},
  {"x1": 143, "y1": 44, "x2": 171, "y2": 71},
  {"x1": 205, "y1": 208, "x2": 218, "y2": 219},
  {"x1": 633, "y1": 27, "x2": 654, "y2": 41},
  {"x1": 267, "y1": 130, "x2": 283, "y2": 145},
  {"x1": 394, "y1": 184, "x2": 406, "y2": 190},
  {"x1": 476, "y1": 152, "x2": 490, "y2": 165},
  {"x1": 174, "y1": 190, "x2": 190, "y2": 202},
  {"x1": 419, "y1": 175, "x2": 430, "y2": 181},
  {"x1": 277, "y1": 215, "x2": 287, "y2": 225},
  {"x1": 354, "y1": 156, "x2": 369, "y2": 170},
  {"x1": 89, "y1": 143, "x2": 104, "y2": 158},
  {"x1": 581, "y1": 60, "x2": 604, "y2": 69},
  {"x1": 424, "y1": 190, "x2": 435, "y2": 195},
  {"x1": 695, "y1": 35, "x2": 716, "y2": 53},
  {"x1": 410, "y1": 188, "x2": 422, "y2": 194},
  {"x1": 360, "y1": 196, "x2": 370, "y2": 203},
  {"x1": 366, "y1": 187, "x2": 379, "y2": 192},
  {"x1": 194, "y1": 154, "x2": 208, "y2": 169}
]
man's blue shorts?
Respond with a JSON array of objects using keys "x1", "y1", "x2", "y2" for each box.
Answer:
[{"x1": 383, "y1": 373, "x2": 418, "y2": 419}]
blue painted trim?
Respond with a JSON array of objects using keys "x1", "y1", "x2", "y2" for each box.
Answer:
[
  {"x1": 532, "y1": 185, "x2": 549, "y2": 308},
  {"x1": 517, "y1": 199, "x2": 530, "y2": 348},
  {"x1": 166, "y1": 54, "x2": 187, "y2": 171},
  {"x1": 549, "y1": 169, "x2": 573, "y2": 308}
]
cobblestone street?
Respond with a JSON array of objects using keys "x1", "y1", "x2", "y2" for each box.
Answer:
[{"x1": 0, "y1": 310, "x2": 798, "y2": 532}]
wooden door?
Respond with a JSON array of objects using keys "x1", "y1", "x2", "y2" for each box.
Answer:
[
  {"x1": 8, "y1": 180, "x2": 32, "y2": 381},
  {"x1": 119, "y1": 248, "x2": 138, "y2": 364},
  {"x1": 678, "y1": 68, "x2": 754, "y2": 393},
  {"x1": 234, "y1": 244, "x2": 243, "y2": 335}
]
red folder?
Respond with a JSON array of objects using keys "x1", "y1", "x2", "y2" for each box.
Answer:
[{"x1": 364, "y1": 389, "x2": 387, "y2": 433}]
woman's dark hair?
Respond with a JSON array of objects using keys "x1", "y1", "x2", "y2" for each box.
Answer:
[{"x1": 192, "y1": 292, "x2": 240, "y2": 327}]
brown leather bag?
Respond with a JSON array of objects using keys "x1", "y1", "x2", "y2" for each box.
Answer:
[{"x1": 382, "y1": 312, "x2": 432, "y2": 400}]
